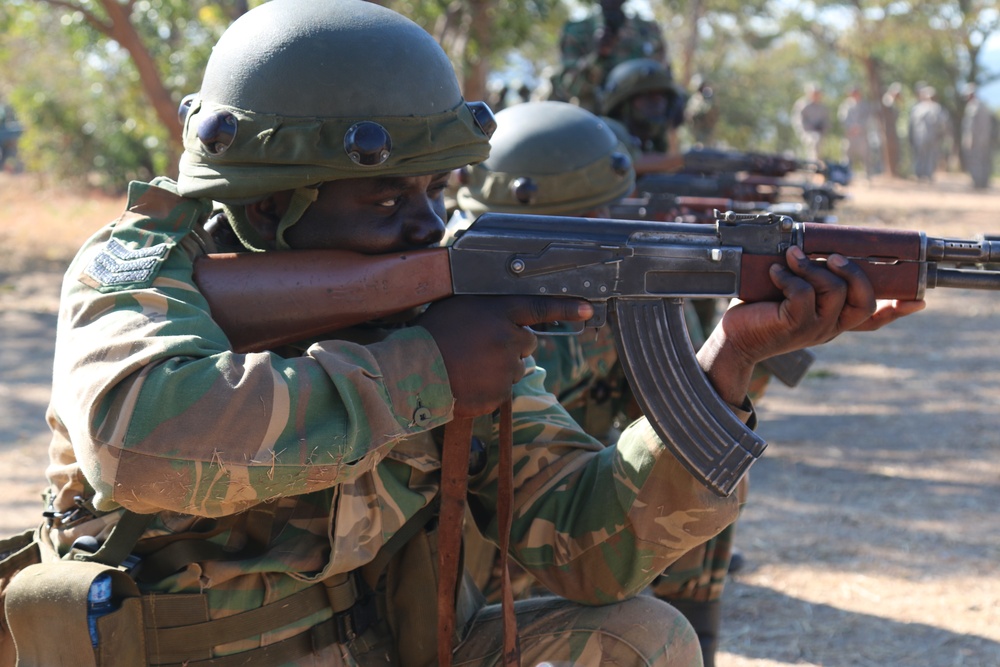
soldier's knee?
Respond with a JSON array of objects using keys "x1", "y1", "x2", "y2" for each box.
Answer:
[
  {"x1": 457, "y1": 596, "x2": 701, "y2": 667},
  {"x1": 592, "y1": 596, "x2": 703, "y2": 667}
]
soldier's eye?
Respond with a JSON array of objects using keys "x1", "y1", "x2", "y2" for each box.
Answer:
[{"x1": 378, "y1": 197, "x2": 400, "y2": 208}]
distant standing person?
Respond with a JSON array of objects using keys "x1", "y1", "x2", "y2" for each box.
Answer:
[
  {"x1": 838, "y1": 87, "x2": 874, "y2": 180},
  {"x1": 685, "y1": 74, "x2": 719, "y2": 147},
  {"x1": 908, "y1": 85, "x2": 949, "y2": 182},
  {"x1": 881, "y1": 82, "x2": 905, "y2": 177},
  {"x1": 961, "y1": 83, "x2": 996, "y2": 189},
  {"x1": 791, "y1": 83, "x2": 831, "y2": 161},
  {"x1": 550, "y1": 0, "x2": 669, "y2": 114}
]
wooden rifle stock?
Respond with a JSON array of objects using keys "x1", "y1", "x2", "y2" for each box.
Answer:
[{"x1": 194, "y1": 248, "x2": 453, "y2": 353}]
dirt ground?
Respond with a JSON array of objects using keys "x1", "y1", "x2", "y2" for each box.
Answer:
[{"x1": 2, "y1": 170, "x2": 1000, "y2": 666}]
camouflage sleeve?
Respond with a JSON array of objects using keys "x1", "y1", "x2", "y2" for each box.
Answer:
[
  {"x1": 50, "y1": 182, "x2": 454, "y2": 517},
  {"x1": 467, "y1": 359, "x2": 739, "y2": 606}
]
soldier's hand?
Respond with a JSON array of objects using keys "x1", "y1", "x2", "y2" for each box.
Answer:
[
  {"x1": 699, "y1": 246, "x2": 919, "y2": 405},
  {"x1": 417, "y1": 296, "x2": 594, "y2": 418}
]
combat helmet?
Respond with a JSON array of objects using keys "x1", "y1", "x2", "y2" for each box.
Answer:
[
  {"x1": 456, "y1": 101, "x2": 635, "y2": 217},
  {"x1": 175, "y1": 0, "x2": 495, "y2": 249},
  {"x1": 601, "y1": 57, "x2": 683, "y2": 118}
]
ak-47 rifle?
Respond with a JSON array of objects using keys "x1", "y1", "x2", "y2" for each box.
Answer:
[
  {"x1": 637, "y1": 147, "x2": 851, "y2": 218},
  {"x1": 607, "y1": 193, "x2": 822, "y2": 388},
  {"x1": 608, "y1": 192, "x2": 836, "y2": 224},
  {"x1": 680, "y1": 147, "x2": 851, "y2": 185},
  {"x1": 635, "y1": 171, "x2": 847, "y2": 219},
  {"x1": 193, "y1": 211, "x2": 1000, "y2": 496}
]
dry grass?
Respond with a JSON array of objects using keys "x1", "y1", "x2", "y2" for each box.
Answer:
[{"x1": 0, "y1": 172, "x2": 125, "y2": 273}]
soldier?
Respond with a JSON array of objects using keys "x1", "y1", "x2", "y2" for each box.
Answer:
[
  {"x1": 838, "y1": 87, "x2": 874, "y2": 180},
  {"x1": 550, "y1": 0, "x2": 670, "y2": 114},
  {"x1": 685, "y1": 74, "x2": 720, "y2": 148},
  {"x1": 602, "y1": 57, "x2": 689, "y2": 166},
  {"x1": 960, "y1": 83, "x2": 996, "y2": 190},
  {"x1": 791, "y1": 83, "x2": 831, "y2": 162},
  {"x1": 908, "y1": 85, "x2": 950, "y2": 182},
  {"x1": 2, "y1": 1, "x2": 920, "y2": 666},
  {"x1": 454, "y1": 100, "x2": 730, "y2": 666}
]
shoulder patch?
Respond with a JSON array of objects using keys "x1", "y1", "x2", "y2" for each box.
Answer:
[{"x1": 84, "y1": 238, "x2": 172, "y2": 288}]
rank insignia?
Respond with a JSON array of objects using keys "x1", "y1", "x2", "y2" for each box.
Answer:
[{"x1": 84, "y1": 238, "x2": 171, "y2": 288}]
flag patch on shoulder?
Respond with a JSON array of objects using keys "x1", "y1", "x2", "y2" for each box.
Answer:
[{"x1": 84, "y1": 238, "x2": 171, "y2": 287}]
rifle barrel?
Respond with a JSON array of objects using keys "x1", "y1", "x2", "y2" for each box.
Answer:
[{"x1": 929, "y1": 266, "x2": 1000, "y2": 291}]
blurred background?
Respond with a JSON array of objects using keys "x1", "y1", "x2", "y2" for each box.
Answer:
[{"x1": 0, "y1": 0, "x2": 997, "y2": 192}]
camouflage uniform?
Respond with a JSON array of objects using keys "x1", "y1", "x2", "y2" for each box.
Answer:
[
  {"x1": 27, "y1": 4, "x2": 741, "y2": 665},
  {"x1": 40, "y1": 177, "x2": 732, "y2": 665},
  {"x1": 455, "y1": 100, "x2": 756, "y2": 667},
  {"x1": 550, "y1": 9, "x2": 668, "y2": 114}
]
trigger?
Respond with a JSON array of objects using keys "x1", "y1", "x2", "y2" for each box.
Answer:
[{"x1": 530, "y1": 320, "x2": 585, "y2": 335}]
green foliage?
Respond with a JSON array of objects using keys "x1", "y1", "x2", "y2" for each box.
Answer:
[
  {"x1": 2, "y1": 0, "x2": 997, "y2": 187},
  {"x1": 0, "y1": 0, "x2": 236, "y2": 192},
  {"x1": 384, "y1": 0, "x2": 568, "y2": 91}
]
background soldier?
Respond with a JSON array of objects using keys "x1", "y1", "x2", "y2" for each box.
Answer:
[
  {"x1": 909, "y1": 85, "x2": 950, "y2": 182},
  {"x1": 791, "y1": 83, "x2": 831, "y2": 161},
  {"x1": 960, "y1": 83, "x2": 996, "y2": 190},
  {"x1": 838, "y1": 87, "x2": 874, "y2": 181},
  {"x1": 455, "y1": 100, "x2": 791, "y2": 667},
  {"x1": 685, "y1": 74, "x2": 720, "y2": 148},
  {"x1": 602, "y1": 57, "x2": 688, "y2": 165},
  {"x1": 550, "y1": 0, "x2": 669, "y2": 114}
]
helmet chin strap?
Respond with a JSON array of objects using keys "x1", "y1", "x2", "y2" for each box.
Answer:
[
  {"x1": 220, "y1": 186, "x2": 320, "y2": 252},
  {"x1": 275, "y1": 186, "x2": 320, "y2": 250}
]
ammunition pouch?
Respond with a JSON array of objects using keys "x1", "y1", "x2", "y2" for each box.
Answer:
[
  {"x1": 0, "y1": 515, "x2": 379, "y2": 667},
  {"x1": 5, "y1": 560, "x2": 144, "y2": 667}
]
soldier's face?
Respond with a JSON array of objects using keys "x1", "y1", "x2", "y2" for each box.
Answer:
[{"x1": 279, "y1": 172, "x2": 451, "y2": 253}]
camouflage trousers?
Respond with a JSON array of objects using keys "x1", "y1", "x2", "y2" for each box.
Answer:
[{"x1": 453, "y1": 596, "x2": 702, "y2": 667}]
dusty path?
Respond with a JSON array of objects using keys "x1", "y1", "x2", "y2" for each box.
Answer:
[{"x1": 2, "y1": 171, "x2": 1000, "y2": 666}]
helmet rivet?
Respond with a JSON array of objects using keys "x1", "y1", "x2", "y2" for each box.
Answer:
[
  {"x1": 510, "y1": 177, "x2": 537, "y2": 205},
  {"x1": 610, "y1": 151, "x2": 631, "y2": 176},
  {"x1": 343, "y1": 122, "x2": 392, "y2": 166},
  {"x1": 197, "y1": 111, "x2": 237, "y2": 155},
  {"x1": 177, "y1": 93, "x2": 196, "y2": 127},
  {"x1": 467, "y1": 101, "x2": 498, "y2": 139}
]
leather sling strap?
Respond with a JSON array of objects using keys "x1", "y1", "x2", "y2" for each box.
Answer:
[
  {"x1": 496, "y1": 398, "x2": 521, "y2": 666},
  {"x1": 437, "y1": 415, "x2": 474, "y2": 667},
  {"x1": 437, "y1": 396, "x2": 520, "y2": 667}
]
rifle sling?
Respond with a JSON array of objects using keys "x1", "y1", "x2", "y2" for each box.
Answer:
[{"x1": 437, "y1": 397, "x2": 519, "y2": 667}]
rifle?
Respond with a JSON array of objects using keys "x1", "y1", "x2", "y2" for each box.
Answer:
[
  {"x1": 193, "y1": 211, "x2": 1000, "y2": 496},
  {"x1": 635, "y1": 171, "x2": 846, "y2": 219},
  {"x1": 607, "y1": 193, "x2": 822, "y2": 387},
  {"x1": 608, "y1": 192, "x2": 835, "y2": 224},
  {"x1": 680, "y1": 147, "x2": 851, "y2": 186}
]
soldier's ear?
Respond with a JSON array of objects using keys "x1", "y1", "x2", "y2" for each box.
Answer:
[{"x1": 245, "y1": 192, "x2": 292, "y2": 242}]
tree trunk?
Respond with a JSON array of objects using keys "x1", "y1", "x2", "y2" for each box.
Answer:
[
  {"x1": 678, "y1": 0, "x2": 702, "y2": 87},
  {"x1": 97, "y1": 0, "x2": 182, "y2": 172},
  {"x1": 461, "y1": 0, "x2": 491, "y2": 102},
  {"x1": 862, "y1": 56, "x2": 899, "y2": 178}
]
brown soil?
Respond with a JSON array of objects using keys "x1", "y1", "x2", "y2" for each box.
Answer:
[{"x1": 2, "y1": 171, "x2": 999, "y2": 666}]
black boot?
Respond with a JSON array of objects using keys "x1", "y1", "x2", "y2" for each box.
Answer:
[{"x1": 670, "y1": 599, "x2": 722, "y2": 667}]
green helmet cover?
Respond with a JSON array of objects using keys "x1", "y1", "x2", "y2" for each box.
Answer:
[
  {"x1": 176, "y1": 0, "x2": 492, "y2": 209},
  {"x1": 456, "y1": 101, "x2": 635, "y2": 216},
  {"x1": 601, "y1": 58, "x2": 677, "y2": 117}
]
